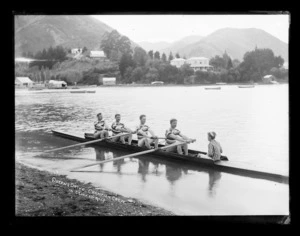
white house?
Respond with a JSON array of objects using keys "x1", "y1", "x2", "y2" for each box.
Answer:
[
  {"x1": 15, "y1": 77, "x2": 34, "y2": 87},
  {"x1": 47, "y1": 80, "x2": 67, "y2": 88},
  {"x1": 262, "y1": 75, "x2": 276, "y2": 84},
  {"x1": 71, "y1": 48, "x2": 83, "y2": 54},
  {"x1": 186, "y1": 57, "x2": 213, "y2": 72},
  {"x1": 170, "y1": 58, "x2": 186, "y2": 68},
  {"x1": 90, "y1": 51, "x2": 106, "y2": 59},
  {"x1": 102, "y1": 77, "x2": 116, "y2": 86}
]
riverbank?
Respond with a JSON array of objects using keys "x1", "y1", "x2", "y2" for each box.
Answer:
[{"x1": 15, "y1": 162, "x2": 174, "y2": 216}]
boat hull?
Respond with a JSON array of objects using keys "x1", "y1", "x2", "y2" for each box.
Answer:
[{"x1": 51, "y1": 130, "x2": 288, "y2": 183}]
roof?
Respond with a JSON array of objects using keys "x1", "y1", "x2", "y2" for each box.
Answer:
[
  {"x1": 90, "y1": 51, "x2": 105, "y2": 57},
  {"x1": 103, "y1": 77, "x2": 116, "y2": 82},
  {"x1": 16, "y1": 77, "x2": 33, "y2": 83},
  {"x1": 49, "y1": 80, "x2": 67, "y2": 84},
  {"x1": 187, "y1": 57, "x2": 209, "y2": 60},
  {"x1": 190, "y1": 65, "x2": 213, "y2": 68},
  {"x1": 171, "y1": 58, "x2": 186, "y2": 61},
  {"x1": 263, "y1": 75, "x2": 274, "y2": 78}
]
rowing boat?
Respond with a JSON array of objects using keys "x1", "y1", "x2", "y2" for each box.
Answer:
[
  {"x1": 205, "y1": 87, "x2": 221, "y2": 90},
  {"x1": 51, "y1": 130, "x2": 288, "y2": 183}
]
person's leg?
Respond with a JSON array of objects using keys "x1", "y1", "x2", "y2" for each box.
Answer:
[
  {"x1": 138, "y1": 138, "x2": 145, "y2": 147},
  {"x1": 94, "y1": 131, "x2": 101, "y2": 139},
  {"x1": 104, "y1": 130, "x2": 109, "y2": 138},
  {"x1": 111, "y1": 136, "x2": 120, "y2": 143},
  {"x1": 127, "y1": 133, "x2": 132, "y2": 145},
  {"x1": 176, "y1": 143, "x2": 183, "y2": 155},
  {"x1": 144, "y1": 138, "x2": 151, "y2": 149},
  {"x1": 119, "y1": 135, "x2": 126, "y2": 144},
  {"x1": 183, "y1": 143, "x2": 188, "y2": 155}
]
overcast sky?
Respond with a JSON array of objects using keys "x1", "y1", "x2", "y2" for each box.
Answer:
[{"x1": 92, "y1": 14, "x2": 289, "y2": 44}]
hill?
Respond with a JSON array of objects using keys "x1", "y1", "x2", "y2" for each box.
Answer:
[
  {"x1": 138, "y1": 35, "x2": 203, "y2": 54},
  {"x1": 15, "y1": 15, "x2": 136, "y2": 56},
  {"x1": 170, "y1": 28, "x2": 288, "y2": 61}
]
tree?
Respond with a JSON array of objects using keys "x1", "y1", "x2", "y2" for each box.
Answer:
[
  {"x1": 232, "y1": 59, "x2": 241, "y2": 68},
  {"x1": 82, "y1": 47, "x2": 88, "y2": 53},
  {"x1": 101, "y1": 30, "x2": 132, "y2": 60},
  {"x1": 130, "y1": 67, "x2": 144, "y2": 83},
  {"x1": 209, "y1": 55, "x2": 226, "y2": 70},
  {"x1": 133, "y1": 47, "x2": 148, "y2": 66},
  {"x1": 180, "y1": 64, "x2": 194, "y2": 78},
  {"x1": 145, "y1": 67, "x2": 159, "y2": 83},
  {"x1": 168, "y1": 52, "x2": 174, "y2": 61},
  {"x1": 161, "y1": 53, "x2": 167, "y2": 62},
  {"x1": 227, "y1": 57, "x2": 233, "y2": 69},
  {"x1": 175, "y1": 53, "x2": 180, "y2": 58},
  {"x1": 154, "y1": 51, "x2": 160, "y2": 60},
  {"x1": 148, "y1": 50, "x2": 154, "y2": 60},
  {"x1": 117, "y1": 35, "x2": 132, "y2": 55},
  {"x1": 119, "y1": 53, "x2": 135, "y2": 78}
]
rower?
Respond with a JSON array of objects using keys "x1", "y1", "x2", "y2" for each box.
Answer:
[
  {"x1": 94, "y1": 113, "x2": 110, "y2": 139},
  {"x1": 111, "y1": 114, "x2": 133, "y2": 145},
  {"x1": 165, "y1": 118, "x2": 196, "y2": 155},
  {"x1": 197, "y1": 132, "x2": 223, "y2": 162},
  {"x1": 136, "y1": 115, "x2": 158, "y2": 149}
]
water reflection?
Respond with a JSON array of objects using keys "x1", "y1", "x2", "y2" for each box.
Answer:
[
  {"x1": 208, "y1": 169, "x2": 222, "y2": 198},
  {"x1": 138, "y1": 159, "x2": 150, "y2": 182}
]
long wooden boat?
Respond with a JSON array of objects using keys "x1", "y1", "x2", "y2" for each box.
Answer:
[
  {"x1": 205, "y1": 87, "x2": 221, "y2": 90},
  {"x1": 238, "y1": 85, "x2": 255, "y2": 88},
  {"x1": 70, "y1": 90, "x2": 87, "y2": 93},
  {"x1": 51, "y1": 130, "x2": 288, "y2": 184}
]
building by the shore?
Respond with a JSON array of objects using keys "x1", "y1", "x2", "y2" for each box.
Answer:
[
  {"x1": 15, "y1": 77, "x2": 34, "y2": 87},
  {"x1": 47, "y1": 80, "x2": 67, "y2": 88},
  {"x1": 186, "y1": 57, "x2": 213, "y2": 72},
  {"x1": 262, "y1": 75, "x2": 276, "y2": 84},
  {"x1": 170, "y1": 57, "x2": 213, "y2": 72},
  {"x1": 170, "y1": 58, "x2": 186, "y2": 68},
  {"x1": 102, "y1": 77, "x2": 116, "y2": 86}
]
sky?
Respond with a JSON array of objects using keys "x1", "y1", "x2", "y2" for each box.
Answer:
[{"x1": 92, "y1": 14, "x2": 289, "y2": 44}]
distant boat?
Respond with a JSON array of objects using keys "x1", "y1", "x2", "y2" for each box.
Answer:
[
  {"x1": 70, "y1": 90, "x2": 96, "y2": 93},
  {"x1": 70, "y1": 90, "x2": 87, "y2": 93},
  {"x1": 28, "y1": 87, "x2": 45, "y2": 90},
  {"x1": 216, "y1": 82, "x2": 227, "y2": 85},
  {"x1": 71, "y1": 87, "x2": 80, "y2": 89},
  {"x1": 270, "y1": 81, "x2": 279, "y2": 84},
  {"x1": 238, "y1": 85, "x2": 255, "y2": 88},
  {"x1": 205, "y1": 87, "x2": 221, "y2": 90}
]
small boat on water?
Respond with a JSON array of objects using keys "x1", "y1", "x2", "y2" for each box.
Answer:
[
  {"x1": 51, "y1": 130, "x2": 288, "y2": 183},
  {"x1": 205, "y1": 87, "x2": 221, "y2": 90},
  {"x1": 70, "y1": 90, "x2": 87, "y2": 93},
  {"x1": 216, "y1": 83, "x2": 227, "y2": 85},
  {"x1": 28, "y1": 87, "x2": 45, "y2": 90},
  {"x1": 238, "y1": 85, "x2": 255, "y2": 88},
  {"x1": 70, "y1": 90, "x2": 96, "y2": 93}
]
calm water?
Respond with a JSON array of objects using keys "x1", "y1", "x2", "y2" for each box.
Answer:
[{"x1": 15, "y1": 85, "x2": 289, "y2": 215}]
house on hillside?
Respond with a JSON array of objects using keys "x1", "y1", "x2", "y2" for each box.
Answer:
[
  {"x1": 89, "y1": 50, "x2": 106, "y2": 61},
  {"x1": 186, "y1": 57, "x2": 213, "y2": 72},
  {"x1": 15, "y1": 77, "x2": 34, "y2": 87},
  {"x1": 170, "y1": 58, "x2": 186, "y2": 68},
  {"x1": 102, "y1": 77, "x2": 116, "y2": 86}
]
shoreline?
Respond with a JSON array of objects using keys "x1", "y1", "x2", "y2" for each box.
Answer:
[
  {"x1": 15, "y1": 161, "x2": 174, "y2": 216},
  {"x1": 15, "y1": 81, "x2": 288, "y2": 92}
]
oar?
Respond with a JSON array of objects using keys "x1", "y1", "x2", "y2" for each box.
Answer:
[
  {"x1": 71, "y1": 141, "x2": 185, "y2": 172},
  {"x1": 43, "y1": 133, "x2": 129, "y2": 153}
]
